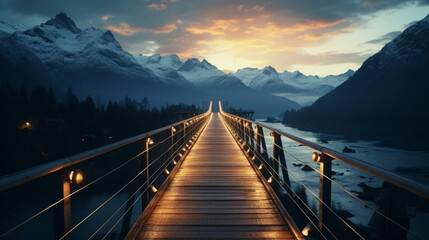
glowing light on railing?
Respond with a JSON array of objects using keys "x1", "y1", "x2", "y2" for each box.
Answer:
[
  {"x1": 165, "y1": 169, "x2": 170, "y2": 175},
  {"x1": 246, "y1": 148, "x2": 250, "y2": 153},
  {"x1": 147, "y1": 138, "x2": 154, "y2": 145},
  {"x1": 301, "y1": 224, "x2": 312, "y2": 237},
  {"x1": 172, "y1": 127, "x2": 176, "y2": 132},
  {"x1": 258, "y1": 164, "x2": 263, "y2": 170},
  {"x1": 252, "y1": 156, "x2": 256, "y2": 160},
  {"x1": 186, "y1": 144, "x2": 189, "y2": 147},
  {"x1": 178, "y1": 153, "x2": 183, "y2": 157},
  {"x1": 189, "y1": 140, "x2": 193, "y2": 143},
  {"x1": 151, "y1": 185, "x2": 158, "y2": 193},
  {"x1": 245, "y1": 123, "x2": 248, "y2": 127},
  {"x1": 69, "y1": 170, "x2": 84, "y2": 184},
  {"x1": 254, "y1": 126, "x2": 258, "y2": 132},
  {"x1": 267, "y1": 176, "x2": 273, "y2": 183},
  {"x1": 25, "y1": 122, "x2": 30, "y2": 127},
  {"x1": 173, "y1": 160, "x2": 177, "y2": 165},
  {"x1": 186, "y1": 122, "x2": 189, "y2": 126},
  {"x1": 241, "y1": 142, "x2": 246, "y2": 146},
  {"x1": 312, "y1": 152, "x2": 322, "y2": 162},
  {"x1": 182, "y1": 147, "x2": 187, "y2": 151}
]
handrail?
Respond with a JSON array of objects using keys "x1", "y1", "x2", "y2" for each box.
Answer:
[
  {"x1": 0, "y1": 102, "x2": 212, "y2": 193},
  {"x1": 219, "y1": 101, "x2": 429, "y2": 200}
]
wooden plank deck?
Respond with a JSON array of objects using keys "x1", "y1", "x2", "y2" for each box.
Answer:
[{"x1": 132, "y1": 113, "x2": 294, "y2": 239}]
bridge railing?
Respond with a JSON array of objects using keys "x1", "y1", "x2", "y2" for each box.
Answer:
[
  {"x1": 219, "y1": 101, "x2": 429, "y2": 240},
  {"x1": 0, "y1": 101, "x2": 212, "y2": 240}
]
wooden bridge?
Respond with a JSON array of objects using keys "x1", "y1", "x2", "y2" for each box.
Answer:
[
  {"x1": 126, "y1": 114, "x2": 295, "y2": 239},
  {"x1": 1, "y1": 101, "x2": 429, "y2": 240}
]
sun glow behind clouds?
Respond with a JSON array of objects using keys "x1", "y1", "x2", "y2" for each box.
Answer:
[{"x1": 97, "y1": 1, "x2": 429, "y2": 76}]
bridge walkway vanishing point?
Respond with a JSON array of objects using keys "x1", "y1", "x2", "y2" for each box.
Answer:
[{"x1": 127, "y1": 113, "x2": 294, "y2": 239}]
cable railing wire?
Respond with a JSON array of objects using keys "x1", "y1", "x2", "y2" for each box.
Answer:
[
  {"x1": 219, "y1": 114, "x2": 330, "y2": 239},
  {"x1": 97, "y1": 116, "x2": 211, "y2": 240},
  {"x1": 233, "y1": 124, "x2": 362, "y2": 239},
  {"x1": 0, "y1": 112, "x2": 210, "y2": 239},
  {"x1": 247, "y1": 121, "x2": 420, "y2": 239},
  {"x1": 221, "y1": 112, "x2": 422, "y2": 240},
  {"x1": 58, "y1": 118, "x2": 207, "y2": 240},
  {"x1": 87, "y1": 124, "x2": 204, "y2": 240},
  {"x1": 0, "y1": 122, "x2": 193, "y2": 238}
]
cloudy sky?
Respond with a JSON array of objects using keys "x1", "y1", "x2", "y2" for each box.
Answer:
[{"x1": 1, "y1": 0, "x2": 428, "y2": 76}]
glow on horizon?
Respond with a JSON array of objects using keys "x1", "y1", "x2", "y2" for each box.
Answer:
[
  {"x1": 93, "y1": 2, "x2": 429, "y2": 76},
  {"x1": 171, "y1": 5, "x2": 428, "y2": 76}
]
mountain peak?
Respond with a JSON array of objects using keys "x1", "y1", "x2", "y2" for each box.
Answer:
[
  {"x1": 262, "y1": 65, "x2": 278, "y2": 75},
  {"x1": 147, "y1": 54, "x2": 161, "y2": 64},
  {"x1": 44, "y1": 12, "x2": 81, "y2": 34}
]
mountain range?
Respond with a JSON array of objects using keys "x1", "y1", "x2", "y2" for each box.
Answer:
[
  {"x1": 283, "y1": 14, "x2": 429, "y2": 149},
  {"x1": 0, "y1": 12, "x2": 355, "y2": 116}
]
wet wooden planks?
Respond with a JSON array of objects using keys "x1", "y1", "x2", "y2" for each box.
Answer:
[{"x1": 133, "y1": 113, "x2": 293, "y2": 239}]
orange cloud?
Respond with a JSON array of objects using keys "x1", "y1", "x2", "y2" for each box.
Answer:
[
  {"x1": 185, "y1": 19, "x2": 240, "y2": 35},
  {"x1": 101, "y1": 15, "x2": 111, "y2": 22},
  {"x1": 150, "y1": 23, "x2": 177, "y2": 34},
  {"x1": 176, "y1": 19, "x2": 183, "y2": 24},
  {"x1": 105, "y1": 23, "x2": 146, "y2": 36},
  {"x1": 148, "y1": 3, "x2": 167, "y2": 10}
]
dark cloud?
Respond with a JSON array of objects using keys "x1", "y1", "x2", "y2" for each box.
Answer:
[{"x1": 364, "y1": 31, "x2": 402, "y2": 44}]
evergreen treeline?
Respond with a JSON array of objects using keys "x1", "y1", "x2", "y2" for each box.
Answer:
[{"x1": 0, "y1": 83, "x2": 200, "y2": 176}]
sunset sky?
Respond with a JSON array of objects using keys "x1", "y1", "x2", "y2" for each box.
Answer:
[{"x1": 1, "y1": 0, "x2": 428, "y2": 76}]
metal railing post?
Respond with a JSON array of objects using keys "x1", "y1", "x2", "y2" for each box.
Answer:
[
  {"x1": 272, "y1": 132, "x2": 291, "y2": 194},
  {"x1": 318, "y1": 155, "x2": 333, "y2": 233},
  {"x1": 120, "y1": 141, "x2": 145, "y2": 239},
  {"x1": 146, "y1": 139, "x2": 150, "y2": 204},
  {"x1": 53, "y1": 171, "x2": 72, "y2": 240}
]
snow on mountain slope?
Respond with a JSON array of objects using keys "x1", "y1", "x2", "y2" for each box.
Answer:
[
  {"x1": 177, "y1": 58, "x2": 225, "y2": 83},
  {"x1": 0, "y1": 20, "x2": 28, "y2": 33},
  {"x1": 134, "y1": 54, "x2": 192, "y2": 86},
  {"x1": 235, "y1": 66, "x2": 354, "y2": 95}
]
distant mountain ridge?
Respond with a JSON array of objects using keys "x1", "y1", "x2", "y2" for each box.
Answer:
[
  {"x1": 233, "y1": 65, "x2": 354, "y2": 97},
  {"x1": 283, "y1": 14, "x2": 429, "y2": 150}
]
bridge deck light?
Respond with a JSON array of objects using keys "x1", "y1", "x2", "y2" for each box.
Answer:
[
  {"x1": 147, "y1": 138, "x2": 154, "y2": 145},
  {"x1": 151, "y1": 185, "x2": 158, "y2": 193},
  {"x1": 267, "y1": 176, "x2": 273, "y2": 183},
  {"x1": 165, "y1": 169, "x2": 170, "y2": 175},
  {"x1": 172, "y1": 127, "x2": 176, "y2": 132},
  {"x1": 69, "y1": 170, "x2": 84, "y2": 184},
  {"x1": 258, "y1": 164, "x2": 263, "y2": 170},
  {"x1": 301, "y1": 224, "x2": 312, "y2": 237}
]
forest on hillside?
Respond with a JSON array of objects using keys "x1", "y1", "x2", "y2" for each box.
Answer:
[{"x1": 0, "y1": 83, "x2": 200, "y2": 176}]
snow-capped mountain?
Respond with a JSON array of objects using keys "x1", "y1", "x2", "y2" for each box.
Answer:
[
  {"x1": 235, "y1": 66, "x2": 354, "y2": 94},
  {"x1": 0, "y1": 13, "x2": 199, "y2": 103},
  {"x1": 1, "y1": 12, "x2": 302, "y2": 115},
  {"x1": 134, "y1": 54, "x2": 192, "y2": 86},
  {"x1": 234, "y1": 66, "x2": 298, "y2": 93},
  {"x1": 134, "y1": 54, "x2": 301, "y2": 114},
  {"x1": 177, "y1": 58, "x2": 225, "y2": 85},
  {"x1": 233, "y1": 65, "x2": 354, "y2": 105},
  {"x1": 284, "y1": 14, "x2": 429, "y2": 145}
]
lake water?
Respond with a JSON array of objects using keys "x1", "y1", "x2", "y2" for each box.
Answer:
[{"x1": 257, "y1": 120, "x2": 429, "y2": 239}]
